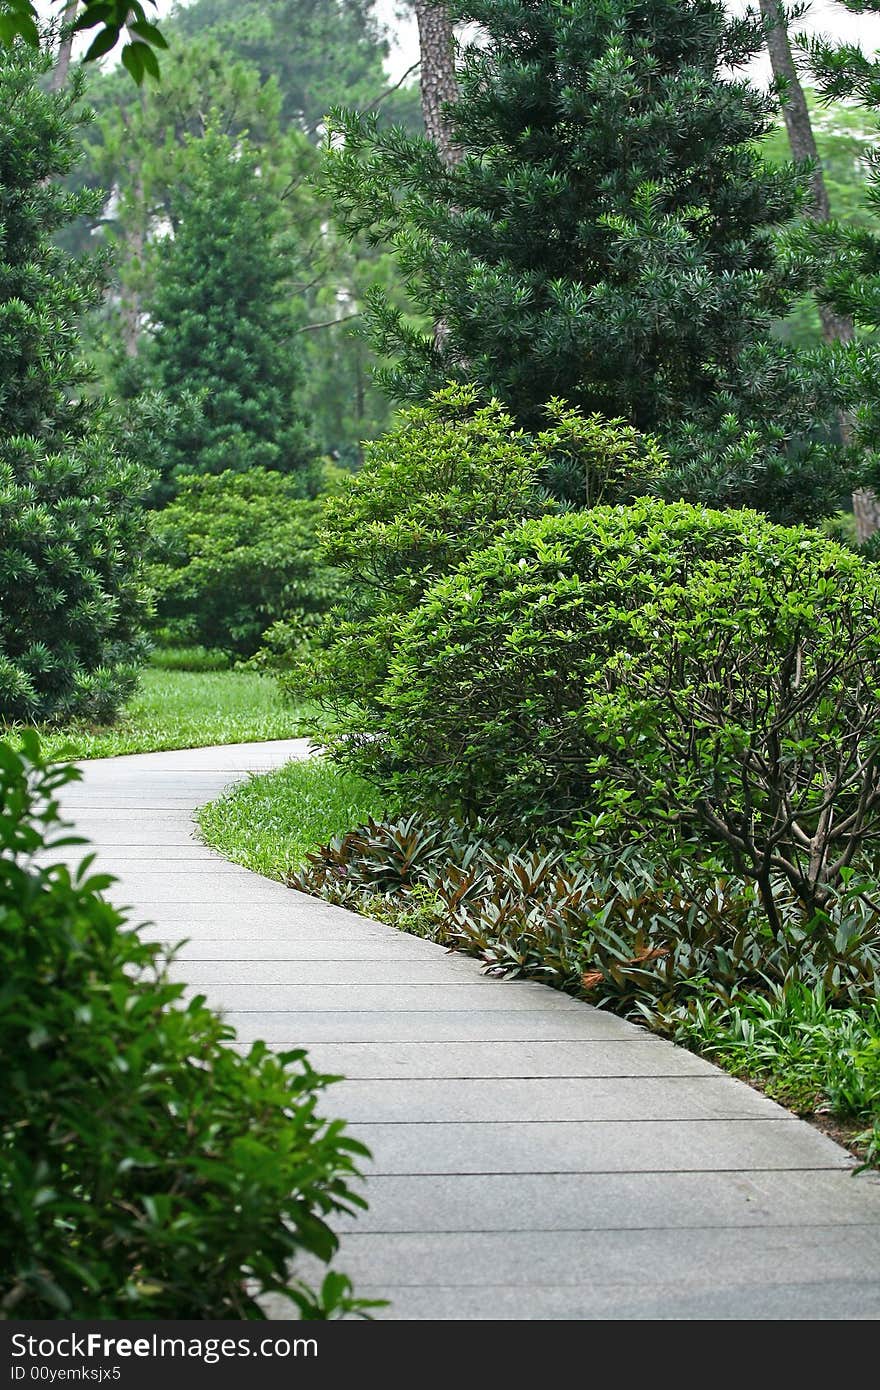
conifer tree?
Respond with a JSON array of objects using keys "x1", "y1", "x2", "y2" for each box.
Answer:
[
  {"x1": 326, "y1": 0, "x2": 846, "y2": 522},
  {"x1": 147, "y1": 127, "x2": 316, "y2": 498},
  {"x1": 0, "y1": 42, "x2": 149, "y2": 722}
]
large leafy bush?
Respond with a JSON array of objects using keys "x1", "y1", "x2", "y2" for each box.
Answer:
[
  {"x1": 302, "y1": 384, "x2": 665, "y2": 714},
  {"x1": 0, "y1": 44, "x2": 149, "y2": 723},
  {"x1": 149, "y1": 469, "x2": 340, "y2": 659},
  {"x1": 340, "y1": 499, "x2": 880, "y2": 925},
  {"x1": 0, "y1": 735, "x2": 368, "y2": 1318}
]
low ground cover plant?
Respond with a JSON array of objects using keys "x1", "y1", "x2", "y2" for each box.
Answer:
[
  {"x1": 0, "y1": 735, "x2": 368, "y2": 1318},
  {"x1": 286, "y1": 814, "x2": 880, "y2": 1161},
  {"x1": 197, "y1": 757, "x2": 384, "y2": 880},
  {"x1": 288, "y1": 816, "x2": 880, "y2": 1020},
  {"x1": 198, "y1": 775, "x2": 880, "y2": 1164}
]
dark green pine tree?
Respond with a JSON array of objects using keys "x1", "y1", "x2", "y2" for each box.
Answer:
[
  {"x1": 0, "y1": 42, "x2": 149, "y2": 724},
  {"x1": 148, "y1": 127, "x2": 317, "y2": 497},
  {"x1": 326, "y1": 0, "x2": 847, "y2": 522}
]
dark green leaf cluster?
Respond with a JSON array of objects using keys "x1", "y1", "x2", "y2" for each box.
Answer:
[
  {"x1": 0, "y1": 734, "x2": 368, "y2": 1318},
  {"x1": 149, "y1": 468, "x2": 341, "y2": 658},
  {"x1": 324, "y1": 0, "x2": 845, "y2": 516},
  {"x1": 1, "y1": 2, "x2": 167, "y2": 83},
  {"x1": 343, "y1": 499, "x2": 880, "y2": 923},
  {"x1": 0, "y1": 44, "x2": 149, "y2": 722},
  {"x1": 147, "y1": 127, "x2": 317, "y2": 493},
  {"x1": 301, "y1": 383, "x2": 665, "y2": 715}
]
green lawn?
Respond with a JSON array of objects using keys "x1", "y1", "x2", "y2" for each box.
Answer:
[
  {"x1": 21, "y1": 668, "x2": 315, "y2": 762},
  {"x1": 197, "y1": 756, "x2": 383, "y2": 878}
]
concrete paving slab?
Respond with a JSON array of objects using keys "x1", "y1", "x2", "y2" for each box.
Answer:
[
  {"x1": 339, "y1": 1278, "x2": 880, "y2": 1321},
  {"x1": 224, "y1": 1008, "x2": 648, "y2": 1043},
  {"x1": 308, "y1": 1224, "x2": 880, "y2": 1289},
  {"x1": 181, "y1": 981, "x2": 587, "y2": 1012},
  {"x1": 266, "y1": 1039, "x2": 716, "y2": 1078},
  {"x1": 330, "y1": 1074, "x2": 787, "y2": 1122},
  {"x1": 349, "y1": 1117, "x2": 851, "y2": 1173},
  {"x1": 166, "y1": 937, "x2": 443, "y2": 962},
  {"x1": 331, "y1": 1168, "x2": 880, "y2": 1233},
  {"x1": 168, "y1": 957, "x2": 498, "y2": 985}
]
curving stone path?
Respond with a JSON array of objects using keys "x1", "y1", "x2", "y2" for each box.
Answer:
[{"x1": 57, "y1": 741, "x2": 880, "y2": 1320}]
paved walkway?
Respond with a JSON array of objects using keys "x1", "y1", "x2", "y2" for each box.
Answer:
[{"x1": 58, "y1": 741, "x2": 880, "y2": 1320}]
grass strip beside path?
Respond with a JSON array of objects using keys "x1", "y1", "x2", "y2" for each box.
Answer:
[
  {"x1": 197, "y1": 756, "x2": 384, "y2": 879},
  {"x1": 16, "y1": 669, "x2": 314, "y2": 762}
]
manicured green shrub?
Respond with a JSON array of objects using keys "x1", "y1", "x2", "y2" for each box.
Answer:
[
  {"x1": 302, "y1": 384, "x2": 665, "y2": 715},
  {"x1": 344, "y1": 499, "x2": 880, "y2": 926},
  {"x1": 149, "y1": 469, "x2": 340, "y2": 659},
  {"x1": 0, "y1": 44, "x2": 149, "y2": 724},
  {"x1": 0, "y1": 734, "x2": 368, "y2": 1318}
]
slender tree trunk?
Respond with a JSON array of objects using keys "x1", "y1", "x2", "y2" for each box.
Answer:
[
  {"x1": 120, "y1": 207, "x2": 144, "y2": 360},
  {"x1": 413, "y1": 3, "x2": 460, "y2": 358},
  {"x1": 116, "y1": 98, "x2": 146, "y2": 359},
  {"x1": 760, "y1": 0, "x2": 854, "y2": 347},
  {"x1": 49, "y1": 1, "x2": 79, "y2": 92},
  {"x1": 413, "y1": 2, "x2": 460, "y2": 167}
]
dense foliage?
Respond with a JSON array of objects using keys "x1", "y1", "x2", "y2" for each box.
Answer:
[
  {"x1": 331, "y1": 500, "x2": 880, "y2": 924},
  {"x1": 149, "y1": 469, "x2": 339, "y2": 658},
  {"x1": 303, "y1": 384, "x2": 666, "y2": 713},
  {"x1": 290, "y1": 813, "x2": 880, "y2": 1014},
  {"x1": 173, "y1": 0, "x2": 421, "y2": 136},
  {"x1": 0, "y1": 735, "x2": 368, "y2": 1318},
  {"x1": 146, "y1": 128, "x2": 316, "y2": 497},
  {"x1": 72, "y1": 12, "x2": 415, "y2": 464},
  {"x1": 762, "y1": 90, "x2": 879, "y2": 348},
  {"x1": 0, "y1": 44, "x2": 149, "y2": 724},
  {"x1": 0, "y1": 1, "x2": 165, "y2": 82},
  {"x1": 798, "y1": 5, "x2": 880, "y2": 474},
  {"x1": 325, "y1": 0, "x2": 847, "y2": 521}
]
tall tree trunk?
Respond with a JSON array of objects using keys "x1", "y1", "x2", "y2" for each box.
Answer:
[
  {"x1": 413, "y1": 2, "x2": 460, "y2": 167},
  {"x1": 117, "y1": 98, "x2": 146, "y2": 359},
  {"x1": 760, "y1": 0, "x2": 854, "y2": 347},
  {"x1": 413, "y1": 2, "x2": 460, "y2": 357},
  {"x1": 49, "y1": 1, "x2": 79, "y2": 92}
]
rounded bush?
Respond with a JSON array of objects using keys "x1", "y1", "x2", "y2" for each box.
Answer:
[
  {"x1": 307, "y1": 384, "x2": 665, "y2": 718},
  {"x1": 349, "y1": 500, "x2": 880, "y2": 917}
]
